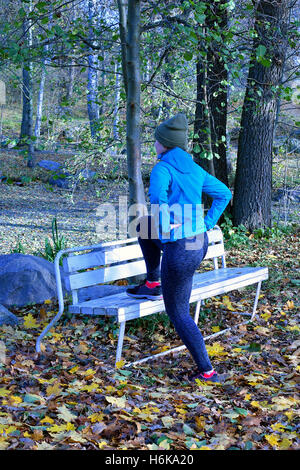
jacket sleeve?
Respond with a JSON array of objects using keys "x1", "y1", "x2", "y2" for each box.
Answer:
[
  {"x1": 202, "y1": 171, "x2": 232, "y2": 230},
  {"x1": 148, "y1": 163, "x2": 172, "y2": 236}
]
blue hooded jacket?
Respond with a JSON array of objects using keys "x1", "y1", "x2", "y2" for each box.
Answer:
[{"x1": 148, "y1": 147, "x2": 232, "y2": 243}]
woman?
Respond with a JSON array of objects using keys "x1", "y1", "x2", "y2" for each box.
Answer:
[{"x1": 126, "y1": 113, "x2": 232, "y2": 382}]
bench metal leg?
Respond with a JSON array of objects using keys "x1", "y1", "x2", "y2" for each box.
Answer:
[
  {"x1": 250, "y1": 281, "x2": 262, "y2": 322},
  {"x1": 115, "y1": 321, "x2": 126, "y2": 366},
  {"x1": 123, "y1": 282, "x2": 264, "y2": 368},
  {"x1": 193, "y1": 300, "x2": 202, "y2": 325},
  {"x1": 36, "y1": 307, "x2": 64, "y2": 353}
]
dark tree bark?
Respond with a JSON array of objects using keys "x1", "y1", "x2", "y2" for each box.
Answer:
[
  {"x1": 193, "y1": 1, "x2": 229, "y2": 188},
  {"x1": 233, "y1": 0, "x2": 290, "y2": 229},
  {"x1": 20, "y1": 6, "x2": 35, "y2": 167},
  {"x1": 206, "y1": 1, "x2": 229, "y2": 187},
  {"x1": 126, "y1": 0, "x2": 146, "y2": 209}
]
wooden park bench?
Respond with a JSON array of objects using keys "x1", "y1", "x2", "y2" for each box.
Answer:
[{"x1": 36, "y1": 226, "x2": 268, "y2": 367}]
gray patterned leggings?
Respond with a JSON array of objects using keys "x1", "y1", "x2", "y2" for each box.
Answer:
[{"x1": 137, "y1": 216, "x2": 212, "y2": 372}]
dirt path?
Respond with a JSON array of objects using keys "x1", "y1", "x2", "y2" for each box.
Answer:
[{"x1": 0, "y1": 149, "x2": 130, "y2": 255}]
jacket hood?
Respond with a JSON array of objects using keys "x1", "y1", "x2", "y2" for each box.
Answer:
[{"x1": 158, "y1": 147, "x2": 193, "y2": 174}]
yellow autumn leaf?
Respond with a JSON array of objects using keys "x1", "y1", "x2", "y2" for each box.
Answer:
[
  {"x1": 278, "y1": 438, "x2": 292, "y2": 450},
  {"x1": 44, "y1": 299, "x2": 52, "y2": 304},
  {"x1": 271, "y1": 423, "x2": 286, "y2": 432},
  {"x1": 195, "y1": 416, "x2": 206, "y2": 431},
  {"x1": 6, "y1": 395, "x2": 22, "y2": 405},
  {"x1": 222, "y1": 295, "x2": 235, "y2": 311},
  {"x1": 250, "y1": 401, "x2": 261, "y2": 408},
  {"x1": 23, "y1": 314, "x2": 39, "y2": 329},
  {"x1": 47, "y1": 422, "x2": 75, "y2": 433},
  {"x1": 0, "y1": 425, "x2": 16, "y2": 435},
  {"x1": 46, "y1": 382, "x2": 62, "y2": 397},
  {"x1": 49, "y1": 332, "x2": 62, "y2": 341},
  {"x1": 284, "y1": 411, "x2": 294, "y2": 421},
  {"x1": 68, "y1": 365, "x2": 79, "y2": 374},
  {"x1": 88, "y1": 412, "x2": 105, "y2": 423},
  {"x1": 212, "y1": 326, "x2": 220, "y2": 333},
  {"x1": 0, "y1": 388, "x2": 10, "y2": 397},
  {"x1": 206, "y1": 342, "x2": 227, "y2": 357},
  {"x1": 115, "y1": 359, "x2": 125, "y2": 369},
  {"x1": 287, "y1": 325, "x2": 300, "y2": 332},
  {"x1": 158, "y1": 439, "x2": 170, "y2": 450},
  {"x1": 40, "y1": 416, "x2": 54, "y2": 425},
  {"x1": 286, "y1": 300, "x2": 294, "y2": 309},
  {"x1": 98, "y1": 440, "x2": 108, "y2": 449},
  {"x1": 265, "y1": 434, "x2": 279, "y2": 447},
  {"x1": 81, "y1": 383, "x2": 99, "y2": 392},
  {"x1": 261, "y1": 311, "x2": 272, "y2": 321}
]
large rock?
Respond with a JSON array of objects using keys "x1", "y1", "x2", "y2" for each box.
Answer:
[
  {"x1": 0, "y1": 254, "x2": 67, "y2": 307},
  {"x1": 38, "y1": 160, "x2": 62, "y2": 171},
  {"x1": 0, "y1": 304, "x2": 20, "y2": 326}
]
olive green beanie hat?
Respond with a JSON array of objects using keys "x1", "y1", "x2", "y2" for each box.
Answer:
[{"x1": 155, "y1": 113, "x2": 188, "y2": 151}]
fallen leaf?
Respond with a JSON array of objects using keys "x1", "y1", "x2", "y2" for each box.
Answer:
[
  {"x1": 105, "y1": 396, "x2": 127, "y2": 408},
  {"x1": 57, "y1": 404, "x2": 77, "y2": 423}
]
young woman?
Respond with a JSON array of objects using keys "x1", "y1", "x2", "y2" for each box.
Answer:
[{"x1": 126, "y1": 113, "x2": 232, "y2": 382}]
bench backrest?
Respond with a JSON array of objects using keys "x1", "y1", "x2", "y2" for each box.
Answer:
[{"x1": 62, "y1": 227, "x2": 226, "y2": 300}]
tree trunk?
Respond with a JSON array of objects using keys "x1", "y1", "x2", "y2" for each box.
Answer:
[
  {"x1": 117, "y1": 0, "x2": 128, "y2": 96},
  {"x1": 206, "y1": 1, "x2": 229, "y2": 187},
  {"x1": 34, "y1": 47, "x2": 48, "y2": 146},
  {"x1": 113, "y1": 61, "x2": 120, "y2": 140},
  {"x1": 126, "y1": 0, "x2": 146, "y2": 209},
  {"x1": 20, "y1": 4, "x2": 35, "y2": 167},
  {"x1": 87, "y1": 0, "x2": 99, "y2": 140},
  {"x1": 233, "y1": 0, "x2": 290, "y2": 230},
  {"x1": 193, "y1": 57, "x2": 215, "y2": 176}
]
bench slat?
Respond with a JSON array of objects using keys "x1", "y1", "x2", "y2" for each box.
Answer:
[
  {"x1": 65, "y1": 259, "x2": 147, "y2": 291},
  {"x1": 63, "y1": 228, "x2": 223, "y2": 274},
  {"x1": 118, "y1": 271, "x2": 268, "y2": 322},
  {"x1": 204, "y1": 243, "x2": 225, "y2": 260},
  {"x1": 68, "y1": 267, "x2": 268, "y2": 319},
  {"x1": 207, "y1": 229, "x2": 223, "y2": 244},
  {"x1": 63, "y1": 243, "x2": 144, "y2": 273}
]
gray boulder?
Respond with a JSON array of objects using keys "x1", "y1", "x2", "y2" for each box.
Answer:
[
  {"x1": 0, "y1": 254, "x2": 67, "y2": 307},
  {"x1": 0, "y1": 304, "x2": 20, "y2": 326},
  {"x1": 38, "y1": 160, "x2": 62, "y2": 171}
]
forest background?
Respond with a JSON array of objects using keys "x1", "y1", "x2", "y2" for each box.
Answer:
[{"x1": 0, "y1": 0, "x2": 299, "y2": 451}]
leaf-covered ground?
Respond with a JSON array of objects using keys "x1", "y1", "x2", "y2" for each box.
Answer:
[{"x1": 0, "y1": 230, "x2": 299, "y2": 450}]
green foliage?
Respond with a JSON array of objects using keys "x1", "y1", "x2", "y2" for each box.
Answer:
[
  {"x1": 34, "y1": 217, "x2": 67, "y2": 264},
  {"x1": 220, "y1": 213, "x2": 250, "y2": 247},
  {"x1": 220, "y1": 213, "x2": 296, "y2": 248},
  {"x1": 10, "y1": 240, "x2": 26, "y2": 254},
  {"x1": 128, "y1": 312, "x2": 173, "y2": 336}
]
